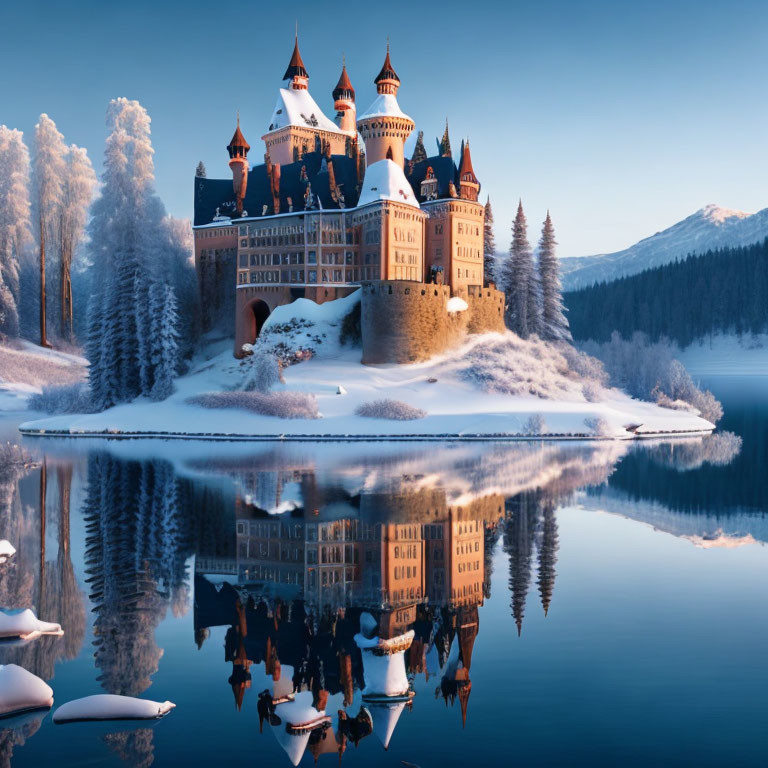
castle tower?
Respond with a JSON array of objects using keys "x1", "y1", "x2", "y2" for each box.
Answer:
[
  {"x1": 333, "y1": 60, "x2": 356, "y2": 135},
  {"x1": 227, "y1": 116, "x2": 250, "y2": 216},
  {"x1": 458, "y1": 139, "x2": 480, "y2": 202},
  {"x1": 263, "y1": 35, "x2": 349, "y2": 166},
  {"x1": 283, "y1": 34, "x2": 308, "y2": 90},
  {"x1": 357, "y1": 44, "x2": 414, "y2": 167}
]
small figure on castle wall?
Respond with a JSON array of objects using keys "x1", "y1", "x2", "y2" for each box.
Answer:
[
  {"x1": 287, "y1": 197, "x2": 294, "y2": 213},
  {"x1": 262, "y1": 204, "x2": 268, "y2": 216}
]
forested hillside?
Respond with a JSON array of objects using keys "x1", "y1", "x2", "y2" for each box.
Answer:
[{"x1": 565, "y1": 239, "x2": 768, "y2": 345}]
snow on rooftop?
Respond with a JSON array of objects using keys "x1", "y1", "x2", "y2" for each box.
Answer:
[
  {"x1": 358, "y1": 93, "x2": 412, "y2": 122},
  {"x1": 266, "y1": 88, "x2": 341, "y2": 135},
  {"x1": 358, "y1": 159, "x2": 419, "y2": 209}
]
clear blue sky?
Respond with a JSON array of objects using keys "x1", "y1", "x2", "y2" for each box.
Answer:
[{"x1": 2, "y1": 0, "x2": 767, "y2": 257}]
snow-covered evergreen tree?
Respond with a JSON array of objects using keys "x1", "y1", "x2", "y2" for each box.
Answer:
[
  {"x1": 0, "y1": 127, "x2": 32, "y2": 338},
  {"x1": 502, "y1": 200, "x2": 535, "y2": 338},
  {"x1": 58, "y1": 145, "x2": 96, "y2": 340},
  {"x1": 32, "y1": 115, "x2": 67, "y2": 347},
  {"x1": 483, "y1": 196, "x2": 496, "y2": 287},
  {"x1": 149, "y1": 281, "x2": 179, "y2": 401},
  {"x1": 537, "y1": 212, "x2": 571, "y2": 342},
  {"x1": 87, "y1": 98, "x2": 179, "y2": 409},
  {"x1": 195, "y1": 161, "x2": 206, "y2": 178},
  {"x1": 527, "y1": 252, "x2": 542, "y2": 337}
]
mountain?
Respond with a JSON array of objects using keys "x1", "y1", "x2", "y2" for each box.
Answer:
[{"x1": 560, "y1": 204, "x2": 768, "y2": 290}]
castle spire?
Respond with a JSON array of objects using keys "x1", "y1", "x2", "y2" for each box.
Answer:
[
  {"x1": 374, "y1": 41, "x2": 401, "y2": 95},
  {"x1": 283, "y1": 33, "x2": 309, "y2": 88},
  {"x1": 458, "y1": 138, "x2": 480, "y2": 201},
  {"x1": 437, "y1": 119, "x2": 452, "y2": 157},
  {"x1": 333, "y1": 61, "x2": 355, "y2": 102},
  {"x1": 227, "y1": 115, "x2": 250, "y2": 216}
]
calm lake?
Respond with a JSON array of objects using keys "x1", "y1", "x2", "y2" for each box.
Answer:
[{"x1": 1, "y1": 375, "x2": 766, "y2": 767}]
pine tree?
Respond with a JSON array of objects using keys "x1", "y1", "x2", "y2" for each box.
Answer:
[
  {"x1": 527, "y1": 253, "x2": 542, "y2": 336},
  {"x1": 411, "y1": 131, "x2": 427, "y2": 164},
  {"x1": 195, "y1": 161, "x2": 207, "y2": 178},
  {"x1": 87, "y1": 98, "x2": 176, "y2": 409},
  {"x1": 502, "y1": 200, "x2": 534, "y2": 338},
  {"x1": 538, "y1": 212, "x2": 571, "y2": 342},
  {"x1": 149, "y1": 281, "x2": 179, "y2": 401},
  {"x1": 483, "y1": 197, "x2": 496, "y2": 287},
  {"x1": 32, "y1": 115, "x2": 67, "y2": 348},
  {"x1": 0, "y1": 127, "x2": 32, "y2": 338}
]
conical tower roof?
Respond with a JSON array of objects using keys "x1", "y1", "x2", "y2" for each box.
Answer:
[
  {"x1": 374, "y1": 44, "x2": 400, "y2": 84},
  {"x1": 458, "y1": 139, "x2": 478, "y2": 184},
  {"x1": 283, "y1": 36, "x2": 308, "y2": 81},
  {"x1": 227, "y1": 117, "x2": 250, "y2": 154},
  {"x1": 333, "y1": 63, "x2": 355, "y2": 101}
]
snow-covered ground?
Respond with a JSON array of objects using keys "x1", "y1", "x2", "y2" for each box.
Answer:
[
  {"x1": 19, "y1": 294, "x2": 714, "y2": 441},
  {"x1": 677, "y1": 333, "x2": 768, "y2": 376},
  {"x1": 0, "y1": 341, "x2": 87, "y2": 412}
]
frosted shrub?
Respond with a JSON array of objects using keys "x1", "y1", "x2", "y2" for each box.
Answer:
[
  {"x1": 582, "y1": 382, "x2": 602, "y2": 403},
  {"x1": 558, "y1": 343, "x2": 609, "y2": 386},
  {"x1": 522, "y1": 413, "x2": 547, "y2": 436},
  {"x1": 238, "y1": 347, "x2": 281, "y2": 392},
  {"x1": 355, "y1": 399, "x2": 427, "y2": 421},
  {"x1": 456, "y1": 335, "x2": 590, "y2": 400},
  {"x1": 584, "y1": 416, "x2": 611, "y2": 437},
  {"x1": 580, "y1": 332, "x2": 723, "y2": 423},
  {"x1": 188, "y1": 391, "x2": 319, "y2": 419},
  {"x1": 28, "y1": 382, "x2": 96, "y2": 414}
]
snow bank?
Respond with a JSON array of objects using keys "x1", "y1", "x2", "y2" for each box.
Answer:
[
  {"x1": 0, "y1": 665, "x2": 53, "y2": 717},
  {"x1": 20, "y1": 332, "x2": 715, "y2": 441},
  {"x1": 52, "y1": 694, "x2": 175, "y2": 723},
  {"x1": 0, "y1": 609, "x2": 63, "y2": 641}
]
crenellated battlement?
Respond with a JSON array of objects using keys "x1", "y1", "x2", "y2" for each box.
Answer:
[{"x1": 360, "y1": 280, "x2": 505, "y2": 364}]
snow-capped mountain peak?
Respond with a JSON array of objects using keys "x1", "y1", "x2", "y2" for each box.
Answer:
[{"x1": 561, "y1": 203, "x2": 768, "y2": 291}]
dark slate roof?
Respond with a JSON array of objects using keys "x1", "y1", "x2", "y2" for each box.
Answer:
[
  {"x1": 405, "y1": 154, "x2": 459, "y2": 202},
  {"x1": 194, "y1": 151, "x2": 361, "y2": 226}
]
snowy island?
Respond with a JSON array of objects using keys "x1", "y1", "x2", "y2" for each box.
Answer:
[{"x1": 18, "y1": 290, "x2": 715, "y2": 442}]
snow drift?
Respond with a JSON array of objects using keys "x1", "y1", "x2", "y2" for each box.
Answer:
[
  {"x1": 0, "y1": 609, "x2": 63, "y2": 641},
  {"x1": 52, "y1": 694, "x2": 176, "y2": 723},
  {"x1": 0, "y1": 665, "x2": 54, "y2": 717}
]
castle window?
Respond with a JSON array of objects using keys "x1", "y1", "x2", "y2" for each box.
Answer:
[
  {"x1": 308, "y1": 251, "x2": 317, "y2": 264},
  {"x1": 308, "y1": 270, "x2": 317, "y2": 283}
]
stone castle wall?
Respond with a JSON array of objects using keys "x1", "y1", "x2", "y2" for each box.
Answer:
[{"x1": 360, "y1": 281, "x2": 505, "y2": 365}]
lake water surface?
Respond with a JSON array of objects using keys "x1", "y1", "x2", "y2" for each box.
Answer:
[{"x1": 1, "y1": 376, "x2": 766, "y2": 767}]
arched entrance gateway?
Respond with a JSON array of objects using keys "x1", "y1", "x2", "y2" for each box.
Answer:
[{"x1": 235, "y1": 298, "x2": 271, "y2": 356}]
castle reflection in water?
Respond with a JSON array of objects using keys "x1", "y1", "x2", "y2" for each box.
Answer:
[{"x1": 0, "y1": 436, "x2": 745, "y2": 766}]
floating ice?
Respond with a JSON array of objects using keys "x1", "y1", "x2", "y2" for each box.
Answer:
[
  {"x1": 0, "y1": 609, "x2": 63, "y2": 641},
  {"x1": 0, "y1": 540, "x2": 16, "y2": 562},
  {"x1": 0, "y1": 664, "x2": 54, "y2": 717},
  {"x1": 53, "y1": 694, "x2": 176, "y2": 723}
]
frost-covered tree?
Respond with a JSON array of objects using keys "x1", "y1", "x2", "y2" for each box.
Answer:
[
  {"x1": 149, "y1": 281, "x2": 179, "y2": 401},
  {"x1": 0, "y1": 127, "x2": 32, "y2": 338},
  {"x1": 483, "y1": 196, "x2": 496, "y2": 287},
  {"x1": 527, "y1": 253, "x2": 542, "y2": 337},
  {"x1": 537, "y1": 212, "x2": 571, "y2": 342},
  {"x1": 58, "y1": 145, "x2": 96, "y2": 341},
  {"x1": 163, "y1": 216, "x2": 199, "y2": 366},
  {"x1": 195, "y1": 161, "x2": 206, "y2": 178},
  {"x1": 502, "y1": 200, "x2": 535, "y2": 338},
  {"x1": 87, "y1": 98, "x2": 180, "y2": 409},
  {"x1": 32, "y1": 115, "x2": 67, "y2": 348}
]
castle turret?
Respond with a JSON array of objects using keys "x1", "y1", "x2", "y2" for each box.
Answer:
[
  {"x1": 283, "y1": 35, "x2": 308, "y2": 90},
  {"x1": 333, "y1": 60, "x2": 356, "y2": 135},
  {"x1": 458, "y1": 139, "x2": 480, "y2": 202},
  {"x1": 357, "y1": 44, "x2": 414, "y2": 167},
  {"x1": 227, "y1": 116, "x2": 250, "y2": 216}
]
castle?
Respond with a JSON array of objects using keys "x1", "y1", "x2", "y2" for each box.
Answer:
[{"x1": 193, "y1": 36, "x2": 505, "y2": 362}]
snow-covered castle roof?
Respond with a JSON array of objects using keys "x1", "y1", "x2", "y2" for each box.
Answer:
[
  {"x1": 358, "y1": 159, "x2": 419, "y2": 209},
  {"x1": 266, "y1": 87, "x2": 342, "y2": 135},
  {"x1": 358, "y1": 92, "x2": 412, "y2": 122}
]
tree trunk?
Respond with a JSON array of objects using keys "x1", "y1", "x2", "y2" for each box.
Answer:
[
  {"x1": 39, "y1": 460, "x2": 47, "y2": 610},
  {"x1": 39, "y1": 217, "x2": 51, "y2": 348},
  {"x1": 60, "y1": 242, "x2": 73, "y2": 341}
]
